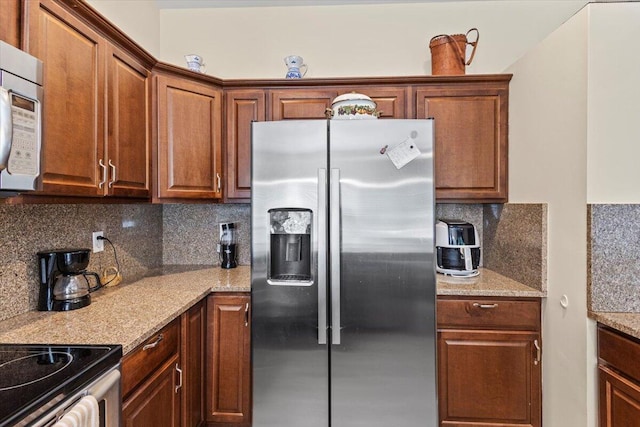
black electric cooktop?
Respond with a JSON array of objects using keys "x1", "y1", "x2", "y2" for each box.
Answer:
[{"x1": 0, "y1": 344, "x2": 122, "y2": 426}]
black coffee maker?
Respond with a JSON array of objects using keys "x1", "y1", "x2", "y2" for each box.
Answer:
[{"x1": 37, "y1": 248, "x2": 102, "y2": 311}]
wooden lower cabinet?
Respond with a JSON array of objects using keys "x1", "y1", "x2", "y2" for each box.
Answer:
[
  {"x1": 437, "y1": 297, "x2": 541, "y2": 427},
  {"x1": 122, "y1": 319, "x2": 182, "y2": 427},
  {"x1": 182, "y1": 299, "x2": 207, "y2": 427},
  {"x1": 122, "y1": 300, "x2": 208, "y2": 427},
  {"x1": 206, "y1": 294, "x2": 251, "y2": 426},
  {"x1": 123, "y1": 353, "x2": 181, "y2": 427},
  {"x1": 598, "y1": 325, "x2": 640, "y2": 427}
]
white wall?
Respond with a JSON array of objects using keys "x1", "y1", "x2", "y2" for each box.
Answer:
[
  {"x1": 86, "y1": 0, "x2": 160, "y2": 57},
  {"x1": 159, "y1": 1, "x2": 586, "y2": 78},
  {"x1": 507, "y1": 7, "x2": 593, "y2": 427},
  {"x1": 72, "y1": 1, "x2": 607, "y2": 424},
  {"x1": 586, "y1": 3, "x2": 640, "y2": 203}
]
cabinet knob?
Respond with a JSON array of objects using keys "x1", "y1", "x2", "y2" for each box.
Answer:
[
  {"x1": 175, "y1": 363, "x2": 183, "y2": 393},
  {"x1": 472, "y1": 302, "x2": 498, "y2": 309},
  {"x1": 108, "y1": 159, "x2": 116, "y2": 188},
  {"x1": 533, "y1": 339, "x2": 541, "y2": 365},
  {"x1": 142, "y1": 333, "x2": 163, "y2": 351},
  {"x1": 98, "y1": 159, "x2": 107, "y2": 188},
  {"x1": 244, "y1": 302, "x2": 249, "y2": 327},
  {"x1": 216, "y1": 173, "x2": 222, "y2": 192}
]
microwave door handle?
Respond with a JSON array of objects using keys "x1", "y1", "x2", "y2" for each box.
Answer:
[{"x1": 0, "y1": 87, "x2": 12, "y2": 171}]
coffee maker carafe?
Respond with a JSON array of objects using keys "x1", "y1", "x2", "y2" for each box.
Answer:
[{"x1": 38, "y1": 248, "x2": 102, "y2": 311}]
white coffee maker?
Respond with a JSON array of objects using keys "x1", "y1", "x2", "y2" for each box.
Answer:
[{"x1": 435, "y1": 220, "x2": 481, "y2": 276}]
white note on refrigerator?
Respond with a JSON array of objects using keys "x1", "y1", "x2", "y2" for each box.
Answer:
[{"x1": 386, "y1": 136, "x2": 421, "y2": 169}]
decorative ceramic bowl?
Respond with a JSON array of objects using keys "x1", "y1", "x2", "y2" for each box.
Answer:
[{"x1": 330, "y1": 92, "x2": 380, "y2": 120}]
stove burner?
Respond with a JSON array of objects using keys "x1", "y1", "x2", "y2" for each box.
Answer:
[{"x1": 0, "y1": 351, "x2": 73, "y2": 391}]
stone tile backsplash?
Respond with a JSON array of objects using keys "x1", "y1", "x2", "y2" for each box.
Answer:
[
  {"x1": 162, "y1": 203, "x2": 250, "y2": 266},
  {"x1": 0, "y1": 200, "x2": 546, "y2": 322},
  {"x1": 588, "y1": 204, "x2": 640, "y2": 312},
  {"x1": 483, "y1": 204, "x2": 547, "y2": 292},
  {"x1": 0, "y1": 204, "x2": 163, "y2": 322}
]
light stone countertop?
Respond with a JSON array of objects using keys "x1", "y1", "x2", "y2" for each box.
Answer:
[
  {"x1": 0, "y1": 265, "x2": 542, "y2": 355},
  {"x1": 589, "y1": 311, "x2": 640, "y2": 341},
  {"x1": 0, "y1": 266, "x2": 250, "y2": 354},
  {"x1": 436, "y1": 268, "x2": 546, "y2": 298}
]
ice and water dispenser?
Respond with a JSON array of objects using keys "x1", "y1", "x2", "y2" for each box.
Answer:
[{"x1": 268, "y1": 209, "x2": 312, "y2": 284}]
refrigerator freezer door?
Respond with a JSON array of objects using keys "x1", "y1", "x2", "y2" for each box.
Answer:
[
  {"x1": 251, "y1": 120, "x2": 329, "y2": 427},
  {"x1": 329, "y1": 120, "x2": 437, "y2": 427}
]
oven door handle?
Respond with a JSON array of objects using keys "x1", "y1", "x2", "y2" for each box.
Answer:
[{"x1": 87, "y1": 368, "x2": 120, "y2": 401}]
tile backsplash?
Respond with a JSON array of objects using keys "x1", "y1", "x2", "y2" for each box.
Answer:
[
  {"x1": 0, "y1": 200, "x2": 546, "y2": 322},
  {"x1": 162, "y1": 204, "x2": 250, "y2": 266},
  {"x1": 588, "y1": 204, "x2": 640, "y2": 312},
  {"x1": 0, "y1": 204, "x2": 163, "y2": 322}
]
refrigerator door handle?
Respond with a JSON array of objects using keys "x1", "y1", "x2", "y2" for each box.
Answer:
[
  {"x1": 330, "y1": 168, "x2": 341, "y2": 345},
  {"x1": 318, "y1": 168, "x2": 328, "y2": 345}
]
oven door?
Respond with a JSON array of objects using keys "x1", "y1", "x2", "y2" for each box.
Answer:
[{"x1": 31, "y1": 366, "x2": 121, "y2": 427}]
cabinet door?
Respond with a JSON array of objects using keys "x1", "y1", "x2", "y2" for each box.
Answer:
[
  {"x1": 156, "y1": 75, "x2": 223, "y2": 200},
  {"x1": 106, "y1": 44, "x2": 150, "y2": 198},
  {"x1": 599, "y1": 365, "x2": 640, "y2": 427},
  {"x1": 225, "y1": 89, "x2": 265, "y2": 201},
  {"x1": 438, "y1": 330, "x2": 541, "y2": 427},
  {"x1": 123, "y1": 354, "x2": 181, "y2": 427},
  {"x1": 269, "y1": 89, "x2": 337, "y2": 120},
  {"x1": 338, "y1": 86, "x2": 410, "y2": 119},
  {"x1": 181, "y1": 299, "x2": 206, "y2": 427},
  {"x1": 0, "y1": 0, "x2": 22, "y2": 48},
  {"x1": 27, "y1": 0, "x2": 105, "y2": 196},
  {"x1": 206, "y1": 294, "x2": 251, "y2": 426},
  {"x1": 416, "y1": 83, "x2": 508, "y2": 202}
]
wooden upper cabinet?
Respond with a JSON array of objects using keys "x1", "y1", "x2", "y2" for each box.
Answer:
[
  {"x1": 106, "y1": 44, "x2": 150, "y2": 198},
  {"x1": 338, "y1": 86, "x2": 410, "y2": 119},
  {"x1": 269, "y1": 89, "x2": 338, "y2": 120},
  {"x1": 416, "y1": 80, "x2": 509, "y2": 203},
  {"x1": 0, "y1": 0, "x2": 23, "y2": 48},
  {"x1": 24, "y1": 0, "x2": 151, "y2": 199},
  {"x1": 225, "y1": 89, "x2": 265, "y2": 201},
  {"x1": 27, "y1": 0, "x2": 105, "y2": 196},
  {"x1": 155, "y1": 74, "x2": 223, "y2": 200}
]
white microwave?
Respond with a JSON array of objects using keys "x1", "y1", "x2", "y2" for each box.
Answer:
[{"x1": 0, "y1": 41, "x2": 42, "y2": 193}]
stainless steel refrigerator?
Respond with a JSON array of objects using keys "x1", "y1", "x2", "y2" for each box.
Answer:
[{"x1": 251, "y1": 119, "x2": 437, "y2": 427}]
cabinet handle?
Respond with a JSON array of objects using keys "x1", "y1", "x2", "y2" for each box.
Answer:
[
  {"x1": 472, "y1": 303, "x2": 498, "y2": 309},
  {"x1": 533, "y1": 339, "x2": 541, "y2": 365},
  {"x1": 244, "y1": 302, "x2": 249, "y2": 327},
  {"x1": 108, "y1": 159, "x2": 116, "y2": 188},
  {"x1": 142, "y1": 333, "x2": 163, "y2": 350},
  {"x1": 175, "y1": 363, "x2": 183, "y2": 393},
  {"x1": 216, "y1": 173, "x2": 221, "y2": 192},
  {"x1": 98, "y1": 159, "x2": 107, "y2": 188}
]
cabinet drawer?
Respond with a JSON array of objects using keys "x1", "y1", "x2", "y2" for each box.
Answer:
[
  {"x1": 437, "y1": 297, "x2": 540, "y2": 330},
  {"x1": 599, "y1": 325, "x2": 640, "y2": 381},
  {"x1": 122, "y1": 318, "x2": 180, "y2": 398}
]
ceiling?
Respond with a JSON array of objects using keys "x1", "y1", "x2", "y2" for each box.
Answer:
[
  {"x1": 155, "y1": 0, "x2": 492, "y2": 8},
  {"x1": 155, "y1": 0, "x2": 634, "y2": 8}
]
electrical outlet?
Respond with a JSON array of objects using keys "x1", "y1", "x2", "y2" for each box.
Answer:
[{"x1": 92, "y1": 231, "x2": 104, "y2": 253}]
